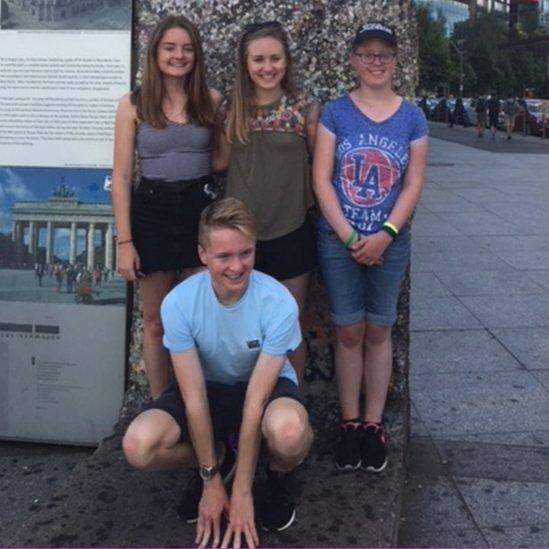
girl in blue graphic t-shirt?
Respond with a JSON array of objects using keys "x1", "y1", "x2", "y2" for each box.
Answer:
[{"x1": 312, "y1": 21, "x2": 428, "y2": 473}]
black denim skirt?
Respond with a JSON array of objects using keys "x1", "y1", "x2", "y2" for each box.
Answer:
[{"x1": 130, "y1": 175, "x2": 216, "y2": 274}]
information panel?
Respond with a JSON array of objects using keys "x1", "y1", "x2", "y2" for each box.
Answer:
[{"x1": 0, "y1": 0, "x2": 132, "y2": 445}]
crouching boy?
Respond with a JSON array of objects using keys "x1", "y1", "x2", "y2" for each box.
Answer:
[{"x1": 122, "y1": 198, "x2": 313, "y2": 548}]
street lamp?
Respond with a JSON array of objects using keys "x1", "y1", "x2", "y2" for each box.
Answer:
[{"x1": 449, "y1": 40, "x2": 464, "y2": 96}]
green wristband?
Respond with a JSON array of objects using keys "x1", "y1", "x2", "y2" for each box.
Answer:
[{"x1": 344, "y1": 229, "x2": 357, "y2": 247}]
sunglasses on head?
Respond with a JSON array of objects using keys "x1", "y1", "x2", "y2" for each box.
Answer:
[{"x1": 243, "y1": 21, "x2": 282, "y2": 35}]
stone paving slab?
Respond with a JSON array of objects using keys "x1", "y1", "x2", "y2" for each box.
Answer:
[
  {"x1": 531, "y1": 370, "x2": 549, "y2": 391},
  {"x1": 411, "y1": 370, "x2": 549, "y2": 437},
  {"x1": 410, "y1": 329, "x2": 522, "y2": 374},
  {"x1": 460, "y1": 295, "x2": 549, "y2": 328},
  {"x1": 454, "y1": 477, "x2": 549, "y2": 528},
  {"x1": 491, "y1": 249, "x2": 549, "y2": 270},
  {"x1": 412, "y1": 235, "x2": 485, "y2": 255},
  {"x1": 471, "y1": 235, "x2": 549, "y2": 253},
  {"x1": 410, "y1": 296, "x2": 482, "y2": 331},
  {"x1": 428, "y1": 430, "x2": 549, "y2": 449},
  {"x1": 412, "y1": 250, "x2": 514, "y2": 275},
  {"x1": 432, "y1": 440, "x2": 549, "y2": 483},
  {"x1": 399, "y1": 526, "x2": 487, "y2": 548},
  {"x1": 411, "y1": 271, "x2": 452, "y2": 299},
  {"x1": 491, "y1": 327, "x2": 549, "y2": 370},
  {"x1": 399, "y1": 476, "x2": 475, "y2": 533},
  {"x1": 434, "y1": 269, "x2": 545, "y2": 297},
  {"x1": 481, "y1": 523, "x2": 549, "y2": 547}
]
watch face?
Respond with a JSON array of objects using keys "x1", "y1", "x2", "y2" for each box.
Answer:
[{"x1": 199, "y1": 466, "x2": 212, "y2": 480}]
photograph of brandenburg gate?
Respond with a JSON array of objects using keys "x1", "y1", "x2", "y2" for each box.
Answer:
[{"x1": 10, "y1": 193, "x2": 115, "y2": 270}]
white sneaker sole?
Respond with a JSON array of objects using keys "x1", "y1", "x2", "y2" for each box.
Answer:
[
  {"x1": 335, "y1": 460, "x2": 361, "y2": 471},
  {"x1": 361, "y1": 458, "x2": 388, "y2": 473},
  {"x1": 260, "y1": 508, "x2": 296, "y2": 532}
]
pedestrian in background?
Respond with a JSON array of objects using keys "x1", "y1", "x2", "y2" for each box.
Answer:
[
  {"x1": 487, "y1": 91, "x2": 500, "y2": 140},
  {"x1": 111, "y1": 15, "x2": 227, "y2": 399},
  {"x1": 224, "y1": 21, "x2": 319, "y2": 383},
  {"x1": 475, "y1": 93, "x2": 487, "y2": 138},
  {"x1": 313, "y1": 21, "x2": 428, "y2": 473},
  {"x1": 503, "y1": 93, "x2": 518, "y2": 140}
]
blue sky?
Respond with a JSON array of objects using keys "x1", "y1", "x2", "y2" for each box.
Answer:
[{"x1": 0, "y1": 166, "x2": 113, "y2": 260}]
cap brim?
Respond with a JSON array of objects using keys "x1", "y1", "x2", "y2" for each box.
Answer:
[{"x1": 353, "y1": 30, "x2": 397, "y2": 47}]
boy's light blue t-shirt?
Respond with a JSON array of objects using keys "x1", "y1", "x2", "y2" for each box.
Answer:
[
  {"x1": 161, "y1": 270, "x2": 300, "y2": 385},
  {"x1": 319, "y1": 96, "x2": 428, "y2": 235}
]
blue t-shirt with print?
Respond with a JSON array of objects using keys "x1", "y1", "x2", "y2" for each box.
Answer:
[
  {"x1": 319, "y1": 95, "x2": 428, "y2": 235},
  {"x1": 161, "y1": 269, "x2": 300, "y2": 385}
]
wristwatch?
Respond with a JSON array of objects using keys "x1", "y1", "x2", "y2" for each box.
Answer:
[{"x1": 199, "y1": 463, "x2": 220, "y2": 481}]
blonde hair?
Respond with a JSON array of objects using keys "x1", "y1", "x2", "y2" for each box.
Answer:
[
  {"x1": 132, "y1": 16, "x2": 215, "y2": 128},
  {"x1": 226, "y1": 23, "x2": 296, "y2": 144},
  {"x1": 198, "y1": 198, "x2": 257, "y2": 247}
]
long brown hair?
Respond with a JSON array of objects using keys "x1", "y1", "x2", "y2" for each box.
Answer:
[
  {"x1": 132, "y1": 15, "x2": 215, "y2": 128},
  {"x1": 227, "y1": 23, "x2": 296, "y2": 144}
]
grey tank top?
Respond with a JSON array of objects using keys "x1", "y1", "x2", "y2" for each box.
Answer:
[{"x1": 136, "y1": 121, "x2": 213, "y2": 181}]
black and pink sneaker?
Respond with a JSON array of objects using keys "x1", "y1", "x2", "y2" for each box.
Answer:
[
  {"x1": 361, "y1": 422, "x2": 388, "y2": 473},
  {"x1": 335, "y1": 420, "x2": 362, "y2": 470}
]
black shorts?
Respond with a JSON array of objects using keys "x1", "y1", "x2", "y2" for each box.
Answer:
[
  {"x1": 144, "y1": 377, "x2": 305, "y2": 443},
  {"x1": 255, "y1": 218, "x2": 316, "y2": 281},
  {"x1": 131, "y1": 176, "x2": 215, "y2": 274},
  {"x1": 489, "y1": 113, "x2": 499, "y2": 128}
]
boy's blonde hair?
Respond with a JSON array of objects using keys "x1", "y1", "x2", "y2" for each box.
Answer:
[{"x1": 198, "y1": 198, "x2": 257, "y2": 247}]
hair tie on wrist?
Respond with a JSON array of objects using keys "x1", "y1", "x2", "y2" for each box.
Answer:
[{"x1": 117, "y1": 239, "x2": 132, "y2": 246}]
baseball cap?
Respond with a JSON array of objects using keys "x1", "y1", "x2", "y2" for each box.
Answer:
[{"x1": 353, "y1": 21, "x2": 397, "y2": 48}]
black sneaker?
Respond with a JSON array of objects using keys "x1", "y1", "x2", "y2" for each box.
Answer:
[
  {"x1": 177, "y1": 440, "x2": 237, "y2": 523},
  {"x1": 360, "y1": 422, "x2": 388, "y2": 473},
  {"x1": 335, "y1": 421, "x2": 362, "y2": 470},
  {"x1": 259, "y1": 467, "x2": 296, "y2": 532}
]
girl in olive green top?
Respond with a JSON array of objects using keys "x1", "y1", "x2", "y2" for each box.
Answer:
[{"x1": 225, "y1": 22, "x2": 319, "y2": 382}]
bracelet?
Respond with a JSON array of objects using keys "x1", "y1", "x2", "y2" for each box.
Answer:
[
  {"x1": 117, "y1": 239, "x2": 132, "y2": 246},
  {"x1": 343, "y1": 229, "x2": 358, "y2": 248},
  {"x1": 381, "y1": 222, "x2": 399, "y2": 238}
]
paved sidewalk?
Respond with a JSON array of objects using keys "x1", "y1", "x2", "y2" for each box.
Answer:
[{"x1": 399, "y1": 125, "x2": 549, "y2": 546}]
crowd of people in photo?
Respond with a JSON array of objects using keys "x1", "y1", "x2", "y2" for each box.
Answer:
[
  {"x1": 111, "y1": 15, "x2": 428, "y2": 548},
  {"x1": 33, "y1": 262, "x2": 114, "y2": 293}
]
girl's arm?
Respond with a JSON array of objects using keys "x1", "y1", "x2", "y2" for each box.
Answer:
[
  {"x1": 312, "y1": 125, "x2": 355, "y2": 244},
  {"x1": 383, "y1": 136, "x2": 428, "y2": 231},
  {"x1": 111, "y1": 94, "x2": 140, "y2": 281},
  {"x1": 210, "y1": 89, "x2": 230, "y2": 173},
  {"x1": 350, "y1": 136, "x2": 428, "y2": 266}
]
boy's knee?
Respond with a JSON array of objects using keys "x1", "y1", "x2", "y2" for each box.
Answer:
[
  {"x1": 122, "y1": 424, "x2": 157, "y2": 470},
  {"x1": 266, "y1": 413, "x2": 311, "y2": 459}
]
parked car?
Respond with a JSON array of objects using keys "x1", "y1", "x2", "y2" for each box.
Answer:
[{"x1": 514, "y1": 100, "x2": 549, "y2": 137}]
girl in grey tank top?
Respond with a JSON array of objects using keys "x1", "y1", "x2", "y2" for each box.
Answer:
[{"x1": 111, "y1": 16, "x2": 226, "y2": 400}]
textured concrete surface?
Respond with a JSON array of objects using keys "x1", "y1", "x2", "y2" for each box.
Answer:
[
  {"x1": 6, "y1": 377, "x2": 408, "y2": 548},
  {"x1": 399, "y1": 124, "x2": 549, "y2": 548}
]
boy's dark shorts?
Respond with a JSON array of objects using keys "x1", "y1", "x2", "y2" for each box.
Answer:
[{"x1": 144, "y1": 377, "x2": 305, "y2": 443}]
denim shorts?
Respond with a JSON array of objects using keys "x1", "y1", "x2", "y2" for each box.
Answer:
[{"x1": 317, "y1": 228, "x2": 411, "y2": 327}]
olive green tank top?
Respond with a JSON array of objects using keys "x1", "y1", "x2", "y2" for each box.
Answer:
[{"x1": 226, "y1": 93, "x2": 316, "y2": 241}]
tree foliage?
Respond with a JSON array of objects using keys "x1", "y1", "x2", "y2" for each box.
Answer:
[
  {"x1": 417, "y1": 5, "x2": 548, "y2": 98},
  {"x1": 416, "y1": 4, "x2": 451, "y2": 92}
]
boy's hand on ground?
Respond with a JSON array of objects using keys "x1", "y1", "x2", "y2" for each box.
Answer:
[
  {"x1": 350, "y1": 232, "x2": 391, "y2": 266},
  {"x1": 221, "y1": 491, "x2": 259, "y2": 549},
  {"x1": 195, "y1": 479, "x2": 229, "y2": 548}
]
